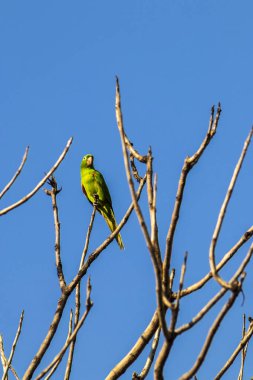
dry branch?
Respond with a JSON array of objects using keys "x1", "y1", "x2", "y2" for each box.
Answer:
[
  {"x1": 44, "y1": 362, "x2": 60, "y2": 380},
  {"x1": 163, "y1": 104, "x2": 221, "y2": 295},
  {"x1": 80, "y1": 205, "x2": 97, "y2": 266},
  {"x1": 209, "y1": 128, "x2": 253, "y2": 290},
  {"x1": 214, "y1": 316, "x2": 253, "y2": 380},
  {"x1": 2, "y1": 311, "x2": 24, "y2": 380},
  {"x1": 176, "y1": 287, "x2": 227, "y2": 335},
  {"x1": 124, "y1": 133, "x2": 148, "y2": 163},
  {"x1": 115, "y1": 77, "x2": 152, "y2": 253},
  {"x1": 116, "y1": 78, "x2": 169, "y2": 343},
  {"x1": 45, "y1": 176, "x2": 66, "y2": 291},
  {"x1": 35, "y1": 278, "x2": 93, "y2": 380},
  {"x1": 228, "y1": 242, "x2": 253, "y2": 286},
  {"x1": 146, "y1": 150, "x2": 168, "y2": 340},
  {"x1": 0, "y1": 146, "x2": 29, "y2": 200},
  {"x1": 64, "y1": 207, "x2": 96, "y2": 380},
  {"x1": 0, "y1": 337, "x2": 8, "y2": 380},
  {"x1": 238, "y1": 315, "x2": 249, "y2": 380},
  {"x1": 105, "y1": 311, "x2": 159, "y2": 380},
  {"x1": 181, "y1": 225, "x2": 253, "y2": 297},
  {"x1": 64, "y1": 310, "x2": 74, "y2": 380},
  {"x1": 0, "y1": 137, "x2": 73, "y2": 216},
  {"x1": 0, "y1": 336, "x2": 20, "y2": 380},
  {"x1": 179, "y1": 282, "x2": 243, "y2": 380},
  {"x1": 154, "y1": 253, "x2": 188, "y2": 380},
  {"x1": 132, "y1": 328, "x2": 161, "y2": 380},
  {"x1": 43, "y1": 311, "x2": 73, "y2": 380},
  {"x1": 23, "y1": 293, "x2": 68, "y2": 380}
]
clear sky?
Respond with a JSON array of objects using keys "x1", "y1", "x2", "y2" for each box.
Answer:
[{"x1": 1, "y1": 1, "x2": 253, "y2": 379}]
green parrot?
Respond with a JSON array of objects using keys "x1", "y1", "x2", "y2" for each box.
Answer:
[{"x1": 80, "y1": 154, "x2": 124, "y2": 250}]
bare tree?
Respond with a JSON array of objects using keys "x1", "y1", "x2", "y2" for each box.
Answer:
[{"x1": 1, "y1": 79, "x2": 253, "y2": 379}]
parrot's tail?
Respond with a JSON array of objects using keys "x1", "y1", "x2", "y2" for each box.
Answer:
[{"x1": 101, "y1": 206, "x2": 124, "y2": 250}]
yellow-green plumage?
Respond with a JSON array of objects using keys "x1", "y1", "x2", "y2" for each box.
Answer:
[{"x1": 80, "y1": 154, "x2": 124, "y2": 250}]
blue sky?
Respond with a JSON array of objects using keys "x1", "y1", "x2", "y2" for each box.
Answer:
[{"x1": 1, "y1": 1, "x2": 253, "y2": 379}]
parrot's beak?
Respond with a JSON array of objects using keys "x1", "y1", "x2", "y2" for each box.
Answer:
[{"x1": 87, "y1": 156, "x2": 93, "y2": 166}]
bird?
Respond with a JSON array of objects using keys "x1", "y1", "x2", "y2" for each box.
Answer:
[{"x1": 80, "y1": 154, "x2": 124, "y2": 250}]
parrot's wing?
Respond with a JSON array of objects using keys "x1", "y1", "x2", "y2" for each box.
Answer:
[
  {"x1": 81, "y1": 184, "x2": 93, "y2": 205},
  {"x1": 94, "y1": 170, "x2": 113, "y2": 208}
]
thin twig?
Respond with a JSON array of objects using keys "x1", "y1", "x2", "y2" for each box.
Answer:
[
  {"x1": 115, "y1": 77, "x2": 153, "y2": 253},
  {"x1": 209, "y1": 128, "x2": 253, "y2": 290},
  {"x1": 163, "y1": 104, "x2": 221, "y2": 295},
  {"x1": 147, "y1": 154, "x2": 160, "y2": 262},
  {"x1": 132, "y1": 328, "x2": 161, "y2": 380},
  {"x1": 0, "y1": 340, "x2": 19, "y2": 380},
  {"x1": 0, "y1": 337, "x2": 8, "y2": 380},
  {"x1": 2, "y1": 311, "x2": 24, "y2": 380},
  {"x1": 116, "y1": 78, "x2": 169, "y2": 343},
  {"x1": 35, "y1": 278, "x2": 93, "y2": 380},
  {"x1": 80, "y1": 205, "x2": 97, "y2": 266},
  {"x1": 64, "y1": 336, "x2": 75, "y2": 379},
  {"x1": 169, "y1": 269, "x2": 175, "y2": 291},
  {"x1": 171, "y1": 252, "x2": 188, "y2": 329},
  {"x1": 176, "y1": 239, "x2": 253, "y2": 336},
  {"x1": 64, "y1": 208, "x2": 96, "y2": 380},
  {"x1": 68, "y1": 310, "x2": 73, "y2": 339},
  {"x1": 23, "y1": 293, "x2": 69, "y2": 380},
  {"x1": 238, "y1": 314, "x2": 248, "y2": 380},
  {"x1": 113, "y1": 89, "x2": 150, "y2": 266},
  {"x1": 154, "y1": 253, "x2": 188, "y2": 380},
  {"x1": 44, "y1": 311, "x2": 73, "y2": 380},
  {"x1": 0, "y1": 137, "x2": 73, "y2": 216},
  {"x1": 214, "y1": 317, "x2": 253, "y2": 380},
  {"x1": 176, "y1": 287, "x2": 227, "y2": 335},
  {"x1": 45, "y1": 176, "x2": 66, "y2": 292},
  {"x1": 0, "y1": 146, "x2": 29, "y2": 199},
  {"x1": 44, "y1": 362, "x2": 60, "y2": 380},
  {"x1": 145, "y1": 149, "x2": 168, "y2": 340},
  {"x1": 228, "y1": 242, "x2": 253, "y2": 287}
]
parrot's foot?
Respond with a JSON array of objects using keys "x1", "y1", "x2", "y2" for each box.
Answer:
[{"x1": 93, "y1": 194, "x2": 99, "y2": 207}]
